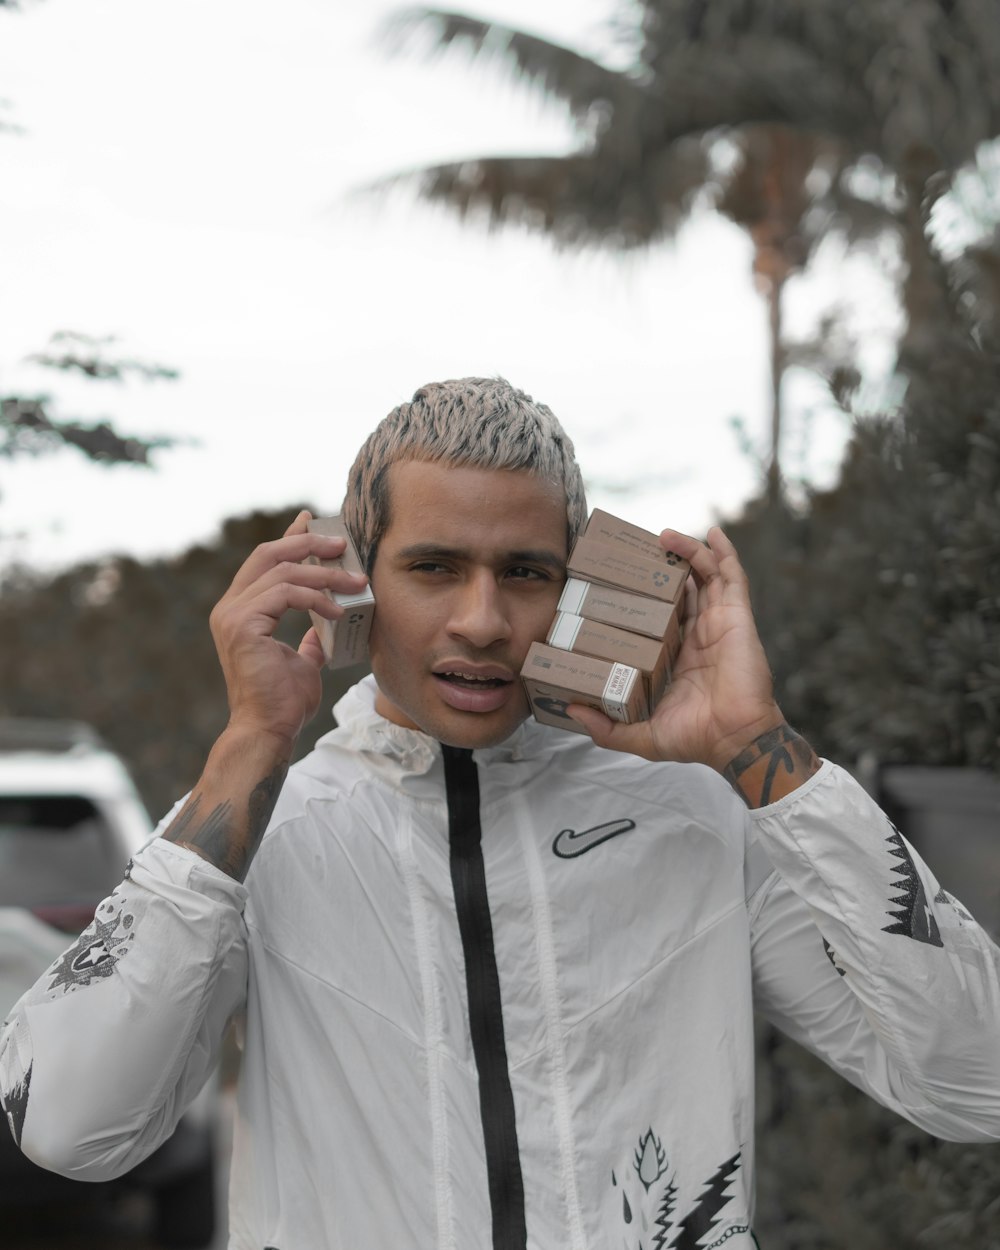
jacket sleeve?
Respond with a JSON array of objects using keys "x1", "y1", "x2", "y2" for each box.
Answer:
[
  {"x1": 0, "y1": 837, "x2": 248, "y2": 1180},
  {"x1": 746, "y1": 760, "x2": 1000, "y2": 1142}
]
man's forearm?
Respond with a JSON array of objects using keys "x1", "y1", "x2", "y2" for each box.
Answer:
[
  {"x1": 722, "y1": 722, "x2": 820, "y2": 808},
  {"x1": 163, "y1": 726, "x2": 291, "y2": 881}
]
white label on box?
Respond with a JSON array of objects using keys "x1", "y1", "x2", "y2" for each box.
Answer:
[
  {"x1": 557, "y1": 578, "x2": 588, "y2": 614},
  {"x1": 548, "y1": 612, "x2": 583, "y2": 650},
  {"x1": 602, "y1": 663, "x2": 636, "y2": 721}
]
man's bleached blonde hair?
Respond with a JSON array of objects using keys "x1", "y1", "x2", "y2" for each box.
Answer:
[{"x1": 343, "y1": 377, "x2": 588, "y2": 573}]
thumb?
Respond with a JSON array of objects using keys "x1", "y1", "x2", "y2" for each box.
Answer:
[
  {"x1": 298, "y1": 626, "x2": 326, "y2": 670},
  {"x1": 566, "y1": 703, "x2": 612, "y2": 742},
  {"x1": 567, "y1": 704, "x2": 657, "y2": 759}
]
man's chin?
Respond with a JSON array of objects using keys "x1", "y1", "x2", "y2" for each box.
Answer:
[
  {"x1": 426, "y1": 694, "x2": 531, "y2": 749},
  {"x1": 374, "y1": 682, "x2": 530, "y2": 750}
]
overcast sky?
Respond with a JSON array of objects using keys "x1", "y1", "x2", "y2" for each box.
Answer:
[{"x1": 0, "y1": 0, "x2": 899, "y2": 575}]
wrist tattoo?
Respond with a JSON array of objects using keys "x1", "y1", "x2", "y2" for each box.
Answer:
[
  {"x1": 723, "y1": 723, "x2": 819, "y2": 807},
  {"x1": 164, "y1": 761, "x2": 288, "y2": 882}
]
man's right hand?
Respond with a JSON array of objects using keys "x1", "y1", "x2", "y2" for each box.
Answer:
[
  {"x1": 209, "y1": 509, "x2": 369, "y2": 752},
  {"x1": 161, "y1": 511, "x2": 369, "y2": 881}
]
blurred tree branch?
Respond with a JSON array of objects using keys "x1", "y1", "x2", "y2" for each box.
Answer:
[
  {"x1": 1, "y1": 7, "x2": 180, "y2": 509},
  {"x1": 1, "y1": 334, "x2": 179, "y2": 479},
  {"x1": 26, "y1": 331, "x2": 180, "y2": 384}
]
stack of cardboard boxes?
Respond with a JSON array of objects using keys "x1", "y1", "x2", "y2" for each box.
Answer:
[{"x1": 520, "y1": 510, "x2": 690, "y2": 734}]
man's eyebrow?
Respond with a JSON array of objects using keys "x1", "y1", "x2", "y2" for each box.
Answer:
[
  {"x1": 507, "y1": 549, "x2": 567, "y2": 573},
  {"x1": 396, "y1": 543, "x2": 566, "y2": 572}
]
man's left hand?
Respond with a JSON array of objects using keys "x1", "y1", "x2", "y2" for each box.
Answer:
[{"x1": 567, "y1": 527, "x2": 819, "y2": 802}]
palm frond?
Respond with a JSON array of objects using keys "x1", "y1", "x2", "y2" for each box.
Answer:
[
  {"x1": 383, "y1": 7, "x2": 639, "y2": 127},
  {"x1": 647, "y1": 39, "x2": 876, "y2": 148},
  {"x1": 370, "y1": 143, "x2": 711, "y2": 250}
]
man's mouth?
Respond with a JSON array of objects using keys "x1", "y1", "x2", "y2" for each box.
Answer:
[
  {"x1": 437, "y1": 671, "x2": 511, "y2": 690},
  {"x1": 432, "y1": 665, "x2": 517, "y2": 714}
]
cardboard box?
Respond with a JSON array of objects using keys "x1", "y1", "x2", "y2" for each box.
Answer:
[
  {"x1": 520, "y1": 641, "x2": 646, "y2": 734},
  {"x1": 557, "y1": 577, "x2": 679, "y2": 643},
  {"x1": 567, "y1": 536, "x2": 688, "y2": 603},
  {"x1": 547, "y1": 611, "x2": 677, "y2": 707},
  {"x1": 568, "y1": 509, "x2": 691, "y2": 603},
  {"x1": 584, "y1": 508, "x2": 672, "y2": 561},
  {"x1": 305, "y1": 516, "x2": 375, "y2": 669}
]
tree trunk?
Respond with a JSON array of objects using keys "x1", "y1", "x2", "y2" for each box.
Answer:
[{"x1": 766, "y1": 273, "x2": 786, "y2": 504}]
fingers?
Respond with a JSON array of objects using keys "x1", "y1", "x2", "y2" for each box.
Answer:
[
  {"x1": 228, "y1": 513, "x2": 366, "y2": 599},
  {"x1": 657, "y1": 528, "x2": 704, "y2": 565},
  {"x1": 704, "y1": 526, "x2": 747, "y2": 584},
  {"x1": 283, "y1": 508, "x2": 313, "y2": 538},
  {"x1": 660, "y1": 526, "x2": 748, "y2": 607},
  {"x1": 211, "y1": 513, "x2": 371, "y2": 669},
  {"x1": 565, "y1": 705, "x2": 656, "y2": 760},
  {"x1": 238, "y1": 558, "x2": 362, "y2": 614},
  {"x1": 247, "y1": 580, "x2": 342, "y2": 623},
  {"x1": 213, "y1": 572, "x2": 343, "y2": 646},
  {"x1": 681, "y1": 574, "x2": 698, "y2": 633}
]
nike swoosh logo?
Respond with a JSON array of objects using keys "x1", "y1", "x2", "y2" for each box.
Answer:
[{"x1": 552, "y1": 819, "x2": 636, "y2": 858}]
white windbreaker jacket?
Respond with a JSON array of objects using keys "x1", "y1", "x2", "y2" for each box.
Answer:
[{"x1": 3, "y1": 676, "x2": 1000, "y2": 1250}]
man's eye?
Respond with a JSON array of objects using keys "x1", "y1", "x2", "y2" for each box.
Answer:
[
  {"x1": 507, "y1": 566, "x2": 548, "y2": 581},
  {"x1": 410, "y1": 561, "x2": 450, "y2": 575}
]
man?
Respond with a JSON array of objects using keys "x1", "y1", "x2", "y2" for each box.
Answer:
[{"x1": 3, "y1": 377, "x2": 1000, "y2": 1250}]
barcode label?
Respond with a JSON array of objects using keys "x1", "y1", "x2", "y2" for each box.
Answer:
[{"x1": 602, "y1": 663, "x2": 636, "y2": 720}]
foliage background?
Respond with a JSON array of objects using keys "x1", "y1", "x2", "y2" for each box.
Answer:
[
  {"x1": 733, "y1": 222, "x2": 1000, "y2": 1250},
  {"x1": 0, "y1": 508, "x2": 367, "y2": 819}
]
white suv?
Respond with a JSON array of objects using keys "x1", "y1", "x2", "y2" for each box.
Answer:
[{"x1": 0, "y1": 720, "x2": 219, "y2": 1248}]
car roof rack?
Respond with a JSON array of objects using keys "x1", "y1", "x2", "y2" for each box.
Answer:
[{"x1": 0, "y1": 719, "x2": 105, "y2": 753}]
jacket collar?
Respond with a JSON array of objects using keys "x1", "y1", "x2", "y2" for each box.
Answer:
[{"x1": 325, "y1": 674, "x2": 556, "y2": 777}]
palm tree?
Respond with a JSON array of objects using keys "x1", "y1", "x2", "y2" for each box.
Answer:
[
  {"x1": 715, "y1": 126, "x2": 858, "y2": 499},
  {"x1": 380, "y1": 0, "x2": 1000, "y2": 495}
]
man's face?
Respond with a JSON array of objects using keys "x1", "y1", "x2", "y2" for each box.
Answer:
[{"x1": 368, "y1": 459, "x2": 568, "y2": 748}]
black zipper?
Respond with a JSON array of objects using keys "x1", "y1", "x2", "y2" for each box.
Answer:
[{"x1": 442, "y1": 745, "x2": 527, "y2": 1250}]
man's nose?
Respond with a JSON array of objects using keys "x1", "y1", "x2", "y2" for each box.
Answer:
[{"x1": 447, "y1": 571, "x2": 512, "y2": 648}]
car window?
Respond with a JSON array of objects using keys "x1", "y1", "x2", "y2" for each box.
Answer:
[{"x1": 0, "y1": 795, "x2": 124, "y2": 908}]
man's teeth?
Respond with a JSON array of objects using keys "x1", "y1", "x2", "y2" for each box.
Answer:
[{"x1": 442, "y1": 672, "x2": 505, "y2": 684}]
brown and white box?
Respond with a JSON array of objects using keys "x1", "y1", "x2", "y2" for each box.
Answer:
[
  {"x1": 583, "y1": 508, "x2": 676, "y2": 561},
  {"x1": 567, "y1": 511, "x2": 691, "y2": 604},
  {"x1": 546, "y1": 610, "x2": 679, "y2": 707},
  {"x1": 305, "y1": 515, "x2": 376, "y2": 669},
  {"x1": 520, "y1": 642, "x2": 646, "y2": 734},
  {"x1": 557, "y1": 577, "x2": 680, "y2": 644}
]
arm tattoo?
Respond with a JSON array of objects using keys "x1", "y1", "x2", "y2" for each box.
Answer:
[
  {"x1": 164, "y1": 761, "x2": 289, "y2": 882},
  {"x1": 723, "y1": 723, "x2": 819, "y2": 808},
  {"x1": 248, "y1": 764, "x2": 288, "y2": 841}
]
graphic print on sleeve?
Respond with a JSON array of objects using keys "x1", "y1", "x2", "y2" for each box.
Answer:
[
  {"x1": 46, "y1": 893, "x2": 137, "y2": 996},
  {"x1": 882, "y1": 823, "x2": 943, "y2": 947},
  {"x1": 934, "y1": 888, "x2": 975, "y2": 926},
  {"x1": 823, "y1": 938, "x2": 847, "y2": 977},
  {"x1": 1, "y1": 1060, "x2": 31, "y2": 1147}
]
